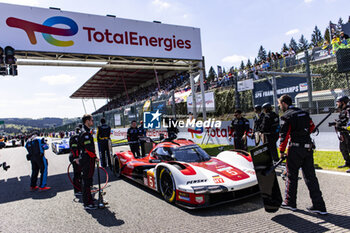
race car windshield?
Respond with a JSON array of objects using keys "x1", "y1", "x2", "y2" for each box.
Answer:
[{"x1": 172, "y1": 145, "x2": 211, "y2": 162}]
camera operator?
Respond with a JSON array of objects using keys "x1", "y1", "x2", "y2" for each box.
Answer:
[{"x1": 333, "y1": 96, "x2": 350, "y2": 171}]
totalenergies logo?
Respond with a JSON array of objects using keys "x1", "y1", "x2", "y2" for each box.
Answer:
[
  {"x1": 6, "y1": 16, "x2": 78, "y2": 47},
  {"x1": 188, "y1": 127, "x2": 203, "y2": 139}
]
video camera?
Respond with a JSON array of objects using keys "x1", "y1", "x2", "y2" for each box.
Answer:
[
  {"x1": 328, "y1": 122, "x2": 336, "y2": 127},
  {"x1": 0, "y1": 162, "x2": 10, "y2": 171}
]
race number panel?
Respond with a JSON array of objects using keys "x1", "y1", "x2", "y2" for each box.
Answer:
[{"x1": 250, "y1": 144, "x2": 282, "y2": 213}]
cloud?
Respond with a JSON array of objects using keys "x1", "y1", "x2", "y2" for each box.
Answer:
[
  {"x1": 40, "y1": 74, "x2": 76, "y2": 86},
  {"x1": 0, "y1": 0, "x2": 40, "y2": 6},
  {"x1": 285, "y1": 28, "x2": 300, "y2": 36},
  {"x1": 304, "y1": 0, "x2": 313, "y2": 3},
  {"x1": 152, "y1": 0, "x2": 170, "y2": 9},
  {"x1": 222, "y1": 54, "x2": 248, "y2": 66},
  {"x1": 34, "y1": 92, "x2": 57, "y2": 97}
]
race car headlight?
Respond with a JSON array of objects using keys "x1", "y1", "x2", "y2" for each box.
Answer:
[
  {"x1": 192, "y1": 186, "x2": 208, "y2": 194},
  {"x1": 192, "y1": 185, "x2": 226, "y2": 194},
  {"x1": 207, "y1": 185, "x2": 222, "y2": 193}
]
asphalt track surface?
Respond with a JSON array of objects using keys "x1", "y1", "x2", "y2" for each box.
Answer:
[{"x1": 0, "y1": 140, "x2": 349, "y2": 233}]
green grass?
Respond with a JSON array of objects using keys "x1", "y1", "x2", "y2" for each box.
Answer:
[
  {"x1": 200, "y1": 144, "x2": 348, "y2": 172},
  {"x1": 313, "y1": 150, "x2": 348, "y2": 172}
]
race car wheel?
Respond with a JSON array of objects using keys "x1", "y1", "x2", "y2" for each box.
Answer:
[
  {"x1": 159, "y1": 167, "x2": 176, "y2": 203},
  {"x1": 113, "y1": 155, "x2": 121, "y2": 178}
]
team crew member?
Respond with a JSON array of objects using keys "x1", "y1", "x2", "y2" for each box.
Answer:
[
  {"x1": 79, "y1": 114, "x2": 98, "y2": 210},
  {"x1": 334, "y1": 96, "x2": 350, "y2": 172},
  {"x1": 167, "y1": 118, "x2": 179, "y2": 140},
  {"x1": 25, "y1": 133, "x2": 50, "y2": 191},
  {"x1": 127, "y1": 120, "x2": 141, "y2": 158},
  {"x1": 229, "y1": 110, "x2": 250, "y2": 150},
  {"x1": 97, "y1": 118, "x2": 112, "y2": 168},
  {"x1": 138, "y1": 121, "x2": 147, "y2": 157},
  {"x1": 69, "y1": 127, "x2": 82, "y2": 197},
  {"x1": 252, "y1": 105, "x2": 264, "y2": 145},
  {"x1": 261, "y1": 103, "x2": 280, "y2": 162},
  {"x1": 278, "y1": 95, "x2": 327, "y2": 215}
]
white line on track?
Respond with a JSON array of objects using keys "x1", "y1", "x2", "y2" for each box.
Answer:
[{"x1": 316, "y1": 169, "x2": 350, "y2": 176}]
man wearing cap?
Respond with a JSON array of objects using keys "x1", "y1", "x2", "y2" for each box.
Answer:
[
  {"x1": 252, "y1": 105, "x2": 264, "y2": 145},
  {"x1": 334, "y1": 96, "x2": 350, "y2": 172},
  {"x1": 97, "y1": 118, "x2": 112, "y2": 168},
  {"x1": 229, "y1": 110, "x2": 250, "y2": 150},
  {"x1": 278, "y1": 94, "x2": 327, "y2": 215},
  {"x1": 261, "y1": 103, "x2": 280, "y2": 162},
  {"x1": 79, "y1": 114, "x2": 98, "y2": 210}
]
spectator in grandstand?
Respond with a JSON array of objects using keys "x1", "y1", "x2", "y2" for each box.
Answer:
[
  {"x1": 282, "y1": 48, "x2": 290, "y2": 67},
  {"x1": 289, "y1": 48, "x2": 296, "y2": 66},
  {"x1": 188, "y1": 112, "x2": 194, "y2": 121},
  {"x1": 331, "y1": 35, "x2": 340, "y2": 54},
  {"x1": 340, "y1": 31, "x2": 349, "y2": 40}
]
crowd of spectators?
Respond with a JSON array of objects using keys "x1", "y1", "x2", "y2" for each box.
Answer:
[
  {"x1": 93, "y1": 72, "x2": 189, "y2": 114},
  {"x1": 330, "y1": 31, "x2": 350, "y2": 54},
  {"x1": 211, "y1": 32, "x2": 350, "y2": 88},
  {"x1": 93, "y1": 28, "x2": 350, "y2": 114}
]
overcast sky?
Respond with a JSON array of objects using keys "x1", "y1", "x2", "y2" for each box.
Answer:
[{"x1": 0, "y1": 0, "x2": 349, "y2": 118}]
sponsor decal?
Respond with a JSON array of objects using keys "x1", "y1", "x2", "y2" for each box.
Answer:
[
  {"x1": 195, "y1": 196, "x2": 204, "y2": 204},
  {"x1": 252, "y1": 146, "x2": 268, "y2": 156},
  {"x1": 6, "y1": 16, "x2": 78, "y2": 47},
  {"x1": 178, "y1": 191, "x2": 190, "y2": 201},
  {"x1": 188, "y1": 127, "x2": 203, "y2": 139},
  {"x1": 120, "y1": 158, "x2": 127, "y2": 163},
  {"x1": 186, "y1": 179, "x2": 207, "y2": 185},
  {"x1": 178, "y1": 195, "x2": 190, "y2": 201},
  {"x1": 205, "y1": 161, "x2": 217, "y2": 166},
  {"x1": 212, "y1": 175, "x2": 224, "y2": 184},
  {"x1": 244, "y1": 169, "x2": 256, "y2": 176}
]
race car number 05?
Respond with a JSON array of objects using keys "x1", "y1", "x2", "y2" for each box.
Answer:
[{"x1": 148, "y1": 175, "x2": 155, "y2": 188}]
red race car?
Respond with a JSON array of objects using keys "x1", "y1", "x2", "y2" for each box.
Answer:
[{"x1": 111, "y1": 137, "x2": 259, "y2": 209}]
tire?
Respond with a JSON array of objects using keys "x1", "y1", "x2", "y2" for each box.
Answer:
[
  {"x1": 113, "y1": 155, "x2": 121, "y2": 178},
  {"x1": 159, "y1": 167, "x2": 176, "y2": 203}
]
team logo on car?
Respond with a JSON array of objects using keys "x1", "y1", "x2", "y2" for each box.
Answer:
[{"x1": 143, "y1": 110, "x2": 162, "y2": 129}]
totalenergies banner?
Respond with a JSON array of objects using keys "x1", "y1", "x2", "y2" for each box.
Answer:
[
  {"x1": 0, "y1": 3, "x2": 202, "y2": 60},
  {"x1": 110, "y1": 120, "x2": 255, "y2": 146}
]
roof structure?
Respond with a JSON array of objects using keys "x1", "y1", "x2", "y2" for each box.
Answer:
[{"x1": 69, "y1": 57, "x2": 199, "y2": 99}]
